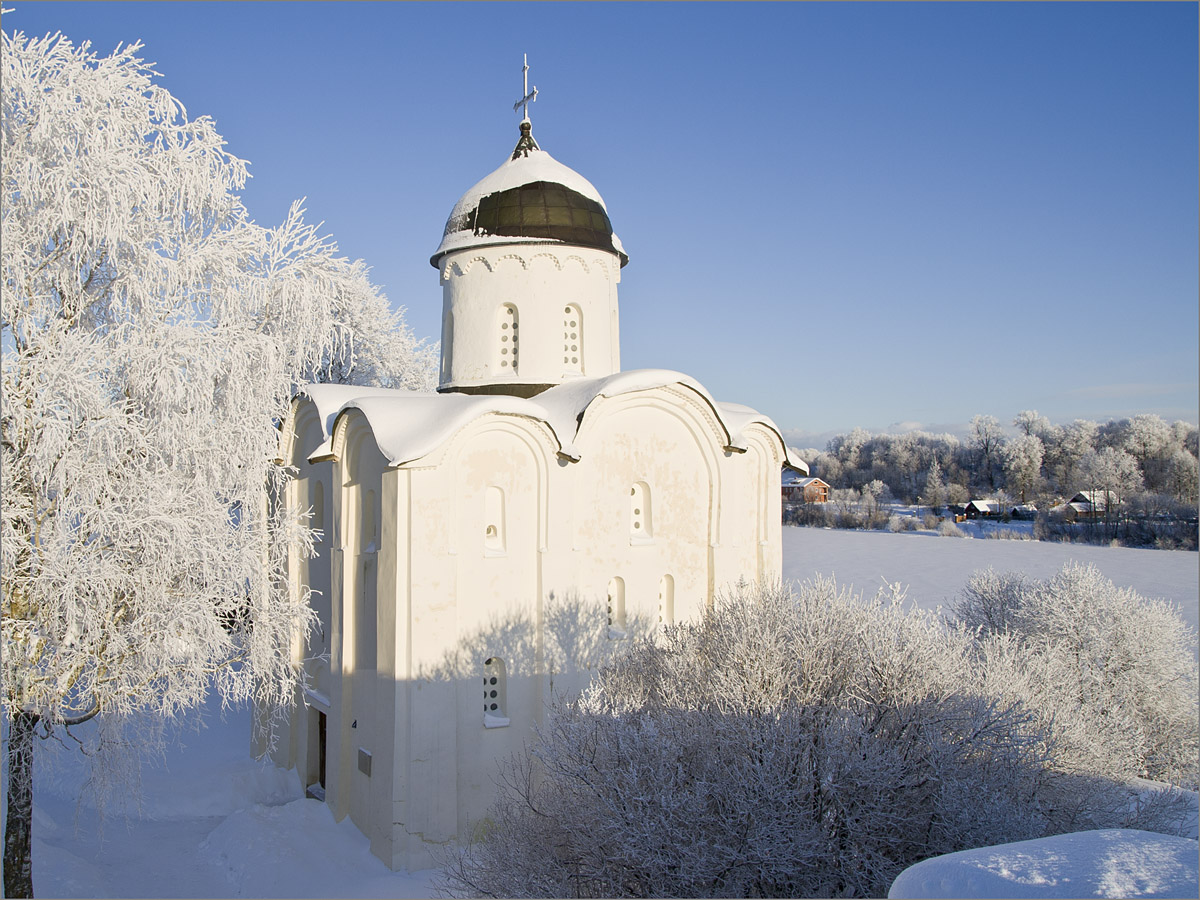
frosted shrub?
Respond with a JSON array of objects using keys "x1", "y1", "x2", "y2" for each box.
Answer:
[
  {"x1": 938, "y1": 519, "x2": 966, "y2": 537},
  {"x1": 955, "y1": 568, "x2": 1030, "y2": 634},
  {"x1": 984, "y1": 526, "x2": 1032, "y2": 540},
  {"x1": 955, "y1": 563, "x2": 1199, "y2": 792},
  {"x1": 887, "y1": 513, "x2": 916, "y2": 532},
  {"x1": 443, "y1": 581, "x2": 1050, "y2": 899}
]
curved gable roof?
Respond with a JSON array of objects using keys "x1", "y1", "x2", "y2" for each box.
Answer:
[{"x1": 298, "y1": 370, "x2": 802, "y2": 472}]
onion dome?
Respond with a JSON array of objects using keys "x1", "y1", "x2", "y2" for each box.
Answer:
[{"x1": 430, "y1": 121, "x2": 628, "y2": 268}]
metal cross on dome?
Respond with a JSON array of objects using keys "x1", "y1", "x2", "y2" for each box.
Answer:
[{"x1": 513, "y1": 53, "x2": 538, "y2": 122}]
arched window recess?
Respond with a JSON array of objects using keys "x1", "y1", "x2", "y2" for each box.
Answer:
[
  {"x1": 630, "y1": 481, "x2": 653, "y2": 545},
  {"x1": 483, "y1": 657, "x2": 510, "y2": 728},
  {"x1": 607, "y1": 577, "x2": 627, "y2": 640}
]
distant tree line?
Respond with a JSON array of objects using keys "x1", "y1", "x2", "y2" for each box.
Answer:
[{"x1": 796, "y1": 412, "x2": 1199, "y2": 549}]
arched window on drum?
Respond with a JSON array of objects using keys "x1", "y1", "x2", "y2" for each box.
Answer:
[
  {"x1": 495, "y1": 304, "x2": 519, "y2": 374},
  {"x1": 562, "y1": 303, "x2": 582, "y2": 374}
]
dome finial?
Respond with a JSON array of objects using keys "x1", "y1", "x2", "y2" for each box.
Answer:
[
  {"x1": 513, "y1": 53, "x2": 538, "y2": 124},
  {"x1": 511, "y1": 54, "x2": 541, "y2": 159},
  {"x1": 512, "y1": 120, "x2": 540, "y2": 160}
]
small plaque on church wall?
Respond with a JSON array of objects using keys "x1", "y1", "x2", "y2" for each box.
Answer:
[{"x1": 358, "y1": 748, "x2": 372, "y2": 777}]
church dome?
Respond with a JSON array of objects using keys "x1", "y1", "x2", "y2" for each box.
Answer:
[{"x1": 430, "y1": 122, "x2": 628, "y2": 268}]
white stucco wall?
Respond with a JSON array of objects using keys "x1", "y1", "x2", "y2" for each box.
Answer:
[{"x1": 437, "y1": 245, "x2": 621, "y2": 391}]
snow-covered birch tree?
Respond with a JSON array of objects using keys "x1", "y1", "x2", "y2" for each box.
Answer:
[
  {"x1": 1, "y1": 29, "x2": 433, "y2": 897},
  {"x1": 1000, "y1": 433, "x2": 1044, "y2": 502},
  {"x1": 970, "y1": 413, "x2": 1005, "y2": 490}
]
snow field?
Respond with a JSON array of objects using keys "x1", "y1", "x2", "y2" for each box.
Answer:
[{"x1": 782, "y1": 525, "x2": 1199, "y2": 648}]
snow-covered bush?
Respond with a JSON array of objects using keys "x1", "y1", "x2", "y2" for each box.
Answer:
[
  {"x1": 954, "y1": 568, "x2": 1029, "y2": 634},
  {"x1": 955, "y1": 564, "x2": 1199, "y2": 792},
  {"x1": 938, "y1": 519, "x2": 966, "y2": 537},
  {"x1": 984, "y1": 525, "x2": 1032, "y2": 540},
  {"x1": 443, "y1": 580, "x2": 1052, "y2": 899}
]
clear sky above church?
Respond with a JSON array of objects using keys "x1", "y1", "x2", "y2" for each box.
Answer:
[{"x1": 8, "y1": 1, "x2": 1197, "y2": 446}]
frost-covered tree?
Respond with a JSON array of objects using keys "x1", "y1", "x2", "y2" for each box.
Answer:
[
  {"x1": 1000, "y1": 433, "x2": 1044, "y2": 502},
  {"x1": 1163, "y1": 447, "x2": 1199, "y2": 504},
  {"x1": 970, "y1": 414, "x2": 1006, "y2": 490},
  {"x1": 827, "y1": 425, "x2": 871, "y2": 475},
  {"x1": 1121, "y1": 414, "x2": 1172, "y2": 466},
  {"x1": 1, "y1": 29, "x2": 432, "y2": 896},
  {"x1": 1013, "y1": 409, "x2": 1051, "y2": 439},
  {"x1": 946, "y1": 480, "x2": 970, "y2": 506},
  {"x1": 1076, "y1": 447, "x2": 1143, "y2": 533},
  {"x1": 955, "y1": 563, "x2": 1199, "y2": 794},
  {"x1": 921, "y1": 459, "x2": 945, "y2": 512},
  {"x1": 1043, "y1": 418, "x2": 1099, "y2": 493},
  {"x1": 1172, "y1": 420, "x2": 1198, "y2": 458},
  {"x1": 859, "y1": 478, "x2": 891, "y2": 518}
]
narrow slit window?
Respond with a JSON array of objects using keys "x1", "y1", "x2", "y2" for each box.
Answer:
[
  {"x1": 483, "y1": 657, "x2": 509, "y2": 727},
  {"x1": 484, "y1": 486, "x2": 506, "y2": 554},
  {"x1": 496, "y1": 304, "x2": 519, "y2": 374},
  {"x1": 607, "y1": 577, "x2": 626, "y2": 638},
  {"x1": 658, "y1": 574, "x2": 675, "y2": 627},
  {"x1": 630, "y1": 482, "x2": 652, "y2": 541},
  {"x1": 562, "y1": 303, "x2": 583, "y2": 374}
]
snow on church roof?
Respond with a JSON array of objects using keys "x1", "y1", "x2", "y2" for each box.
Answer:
[
  {"x1": 296, "y1": 371, "x2": 803, "y2": 471},
  {"x1": 430, "y1": 128, "x2": 627, "y2": 267},
  {"x1": 333, "y1": 391, "x2": 548, "y2": 466},
  {"x1": 296, "y1": 384, "x2": 402, "y2": 442}
]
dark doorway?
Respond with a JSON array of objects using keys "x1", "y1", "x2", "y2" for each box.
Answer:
[{"x1": 306, "y1": 709, "x2": 328, "y2": 801}]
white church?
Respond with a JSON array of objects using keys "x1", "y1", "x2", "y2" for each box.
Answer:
[{"x1": 257, "y1": 77, "x2": 805, "y2": 871}]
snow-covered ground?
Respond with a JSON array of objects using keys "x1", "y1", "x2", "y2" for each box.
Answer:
[
  {"x1": 15, "y1": 528, "x2": 1200, "y2": 898},
  {"x1": 26, "y1": 707, "x2": 441, "y2": 899},
  {"x1": 783, "y1": 525, "x2": 1199, "y2": 652},
  {"x1": 888, "y1": 830, "x2": 1199, "y2": 899}
]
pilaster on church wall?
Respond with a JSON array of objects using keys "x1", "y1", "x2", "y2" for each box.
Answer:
[
  {"x1": 399, "y1": 462, "x2": 459, "y2": 863},
  {"x1": 711, "y1": 426, "x2": 787, "y2": 589}
]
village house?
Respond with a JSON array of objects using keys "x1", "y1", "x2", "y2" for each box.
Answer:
[
  {"x1": 963, "y1": 499, "x2": 999, "y2": 519},
  {"x1": 1050, "y1": 490, "x2": 1111, "y2": 522},
  {"x1": 782, "y1": 473, "x2": 830, "y2": 504},
  {"x1": 1010, "y1": 503, "x2": 1038, "y2": 521}
]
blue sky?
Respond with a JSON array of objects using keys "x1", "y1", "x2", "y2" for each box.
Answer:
[{"x1": 8, "y1": 2, "x2": 1197, "y2": 446}]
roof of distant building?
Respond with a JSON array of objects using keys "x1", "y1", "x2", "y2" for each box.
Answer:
[{"x1": 782, "y1": 474, "x2": 826, "y2": 488}]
